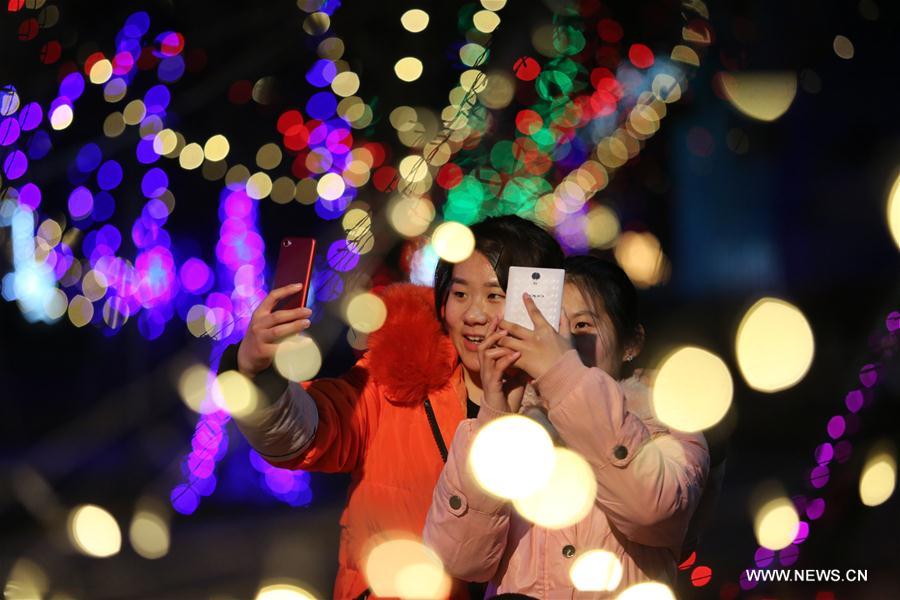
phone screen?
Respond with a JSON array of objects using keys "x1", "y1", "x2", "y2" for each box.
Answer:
[
  {"x1": 272, "y1": 237, "x2": 316, "y2": 311},
  {"x1": 503, "y1": 266, "x2": 566, "y2": 332}
]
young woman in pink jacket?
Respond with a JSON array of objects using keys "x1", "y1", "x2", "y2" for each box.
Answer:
[{"x1": 423, "y1": 256, "x2": 710, "y2": 598}]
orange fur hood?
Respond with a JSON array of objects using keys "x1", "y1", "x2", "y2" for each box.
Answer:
[{"x1": 366, "y1": 284, "x2": 459, "y2": 405}]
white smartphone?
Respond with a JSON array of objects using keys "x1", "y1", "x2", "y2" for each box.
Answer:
[{"x1": 503, "y1": 266, "x2": 566, "y2": 332}]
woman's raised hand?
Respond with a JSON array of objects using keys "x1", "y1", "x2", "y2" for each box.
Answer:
[
  {"x1": 477, "y1": 317, "x2": 527, "y2": 414},
  {"x1": 498, "y1": 293, "x2": 573, "y2": 381},
  {"x1": 236, "y1": 283, "x2": 313, "y2": 378}
]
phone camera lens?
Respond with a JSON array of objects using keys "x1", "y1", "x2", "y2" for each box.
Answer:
[
  {"x1": 283, "y1": 240, "x2": 291, "y2": 247},
  {"x1": 531, "y1": 272, "x2": 540, "y2": 280}
]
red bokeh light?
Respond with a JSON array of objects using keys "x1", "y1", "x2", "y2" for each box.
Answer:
[
  {"x1": 513, "y1": 56, "x2": 541, "y2": 81},
  {"x1": 629, "y1": 44, "x2": 654, "y2": 69}
]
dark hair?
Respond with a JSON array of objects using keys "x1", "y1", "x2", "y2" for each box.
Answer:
[
  {"x1": 433, "y1": 215, "x2": 564, "y2": 321},
  {"x1": 563, "y1": 254, "x2": 641, "y2": 352}
]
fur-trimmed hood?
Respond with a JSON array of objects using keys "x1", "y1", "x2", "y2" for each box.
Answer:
[{"x1": 366, "y1": 284, "x2": 459, "y2": 405}]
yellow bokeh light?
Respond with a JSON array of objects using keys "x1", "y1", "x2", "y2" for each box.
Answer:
[
  {"x1": 271, "y1": 176, "x2": 297, "y2": 204},
  {"x1": 153, "y1": 129, "x2": 178, "y2": 155},
  {"x1": 317, "y1": 172, "x2": 346, "y2": 200},
  {"x1": 389, "y1": 196, "x2": 435, "y2": 238},
  {"x1": 473, "y1": 9, "x2": 501, "y2": 33},
  {"x1": 513, "y1": 447, "x2": 596, "y2": 529},
  {"x1": 887, "y1": 172, "x2": 900, "y2": 249},
  {"x1": 735, "y1": 297, "x2": 815, "y2": 392},
  {"x1": 652, "y1": 73, "x2": 682, "y2": 103},
  {"x1": 346, "y1": 292, "x2": 388, "y2": 334},
  {"x1": 302, "y1": 11, "x2": 331, "y2": 35},
  {"x1": 179, "y1": 143, "x2": 205, "y2": 170},
  {"x1": 754, "y1": 497, "x2": 800, "y2": 550},
  {"x1": 720, "y1": 72, "x2": 798, "y2": 122},
  {"x1": 652, "y1": 346, "x2": 733, "y2": 433},
  {"x1": 431, "y1": 221, "x2": 475, "y2": 263},
  {"x1": 246, "y1": 172, "x2": 274, "y2": 200},
  {"x1": 460, "y1": 69, "x2": 488, "y2": 94},
  {"x1": 331, "y1": 71, "x2": 360, "y2": 97},
  {"x1": 177, "y1": 363, "x2": 217, "y2": 414},
  {"x1": 257, "y1": 143, "x2": 283, "y2": 170},
  {"x1": 212, "y1": 370, "x2": 259, "y2": 418},
  {"x1": 398, "y1": 155, "x2": 429, "y2": 183},
  {"x1": 570, "y1": 550, "x2": 623, "y2": 592},
  {"x1": 50, "y1": 104, "x2": 73, "y2": 130},
  {"x1": 469, "y1": 415, "x2": 556, "y2": 499},
  {"x1": 67, "y1": 294, "x2": 94, "y2": 328},
  {"x1": 615, "y1": 581, "x2": 675, "y2": 600},
  {"x1": 400, "y1": 9, "x2": 429, "y2": 33},
  {"x1": 363, "y1": 537, "x2": 451, "y2": 599},
  {"x1": 129, "y1": 505, "x2": 170, "y2": 560},
  {"x1": 123, "y1": 99, "x2": 146, "y2": 125},
  {"x1": 859, "y1": 445, "x2": 896, "y2": 507},
  {"x1": 833, "y1": 35, "x2": 854, "y2": 59},
  {"x1": 614, "y1": 231, "x2": 667, "y2": 288},
  {"x1": 586, "y1": 205, "x2": 621, "y2": 248},
  {"x1": 103, "y1": 111, "x2": 125, "y2": 137},
  {"x1": 89, "y1": 59, "x2": 113, "y2": 85},
  {"x1": 4, "y1": 559, "x2": 48, "y2": 600},
  {"x1": 255, "y1": 581, "x2": 318, "y2": 600},
  {"x1": 67, "y1": 504, "x2": 122, "y2": 558},
  {"x1": 394, "y1": 57, "x2": 424, "y2": 82},
  {"x1": 204, "y1": 134, "x2": 230, "y2": 162},
  {"x1": 273, "y1": 335, "x2": 323, "y2": 382},
  {"x1": 481, "y1": 0, "x2": 507, "y2": 9},
  {"x1": 390, "y1": 105, "x2": 418, "y2": 132}
]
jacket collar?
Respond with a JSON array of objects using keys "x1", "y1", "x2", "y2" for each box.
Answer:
[{"x1": 366, "y1": 284, "x2": 460, "y2": 405}]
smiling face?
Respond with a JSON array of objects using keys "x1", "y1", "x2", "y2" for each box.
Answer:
[
  {"x1": 441, "y1": 251, "x2": 506, "y2": 378},
  {"x1": 563, "y1": 282, "x2": 626, "y2": 378}
]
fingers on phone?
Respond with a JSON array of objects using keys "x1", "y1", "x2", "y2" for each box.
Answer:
[
  {"x1": 262, "y1": 283, "x2": 304, "y2": 311},
  {"x1": 270, "y1": 306, "x2": 312, "y2": 325},
  {"x1": 269, "y1": 319, "x2": 311, "y2": 341}
]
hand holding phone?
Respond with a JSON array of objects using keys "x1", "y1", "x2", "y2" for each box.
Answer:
[
  {"x1": 234, "y1": 237, "x2": 316, "y2": 378},
  {"x1": 496, "y1": 266, "x2": 572, "y2": 381}
]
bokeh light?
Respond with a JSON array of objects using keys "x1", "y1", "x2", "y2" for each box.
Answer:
[
  {"x1": 345, "y1": 292, "x2": 387, "y2": 333},
  {"x1": 273, "y1": 335, "x2": 323, "y2": 382},
  {"x1": 401, "y1": 9, "x2": 429, "y2": 33},
  {"x1": 614, "y1": 231, "x2": 668, "y2": 288},
  {"x1": 719, "y1": 72, "x2": 798, "y2": 122},
  {"x1": 363, "y1": 536, "x2": 451, "y2": 599},
  {"x1": 735, "y1": 297, "x2": 815, "y2": 392},
  {"x1": 431, "y1": 221, "x2": 474, "y2": 263},
  {"x1": 469, "y1": 415, "x2": 555, "y2": 499},
  {"x1": 212, "y1": 370, "x2": 260, "y2": 418},
  {"x1": 754, "y1": 496, "x2": 800, "y2": 551},
  {"x1": 254, "y1": 581, "x2": 318, "y2": 600},
  {"x1": 3, "y1": 559, "x2": 48, "y2": 600},
  {"x1": 394, "y1": 57, "x2": 424, "y2": 82},
  {"x1": 887, "y1": 171, "x2": 900, "y2": 249},
  {"x1": 615, "y1": 581, "x2": 675, "y2": 600},
  {"x1": 570, "y1": 550, "x2": 623, "y2": 592},
  {"x1": 652, "y1": 346, "x2": 733, "y2": 433},
  {"x1": 67, "y1": 504, "x2": 122, "y2": 558},
  {"x1": 129, "y1": 501, "x2": 171, "y2": 559},
  {"x1": 859, "y1": 443, "x2": 897, "y2": 507},
  {"x1": 513, "y1": 447, "x2": 596, "y2": 528}
]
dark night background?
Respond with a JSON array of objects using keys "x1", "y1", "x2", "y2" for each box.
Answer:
[{"x1": 1, "y1": 0, "x2": 899, "y2": 598}]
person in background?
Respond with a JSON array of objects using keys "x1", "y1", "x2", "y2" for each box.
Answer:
[
  {"x1": 218, "y1": 215, "x2": 563, "y2": 599},
  {"x1": 423, "y1": 255, "x2": 710, "y2": 598}
]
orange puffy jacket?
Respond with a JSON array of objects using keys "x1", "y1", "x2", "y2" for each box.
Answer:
[{"x1": 271, "y1": 284, "x2": 468, "y2": 599}]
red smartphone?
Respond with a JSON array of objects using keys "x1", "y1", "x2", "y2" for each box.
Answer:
[{"x1": 272, "y1": 237, "x2": 316, "y2": 311}]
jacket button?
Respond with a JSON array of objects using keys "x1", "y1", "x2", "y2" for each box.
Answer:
[
  {"x1": 449, "y1": 495, "x2": 462, "y2": 510},
  {"x1": 613, "y1": 445, "x2": 628, "y2": 460},
  {"x1": 562, "y1": 544, "x2": 576, "y2": 558}
]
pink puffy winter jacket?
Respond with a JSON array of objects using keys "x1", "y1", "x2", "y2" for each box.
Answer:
[{"x1": 423, "y1": 350, "x2": 710, "y2": 599}]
